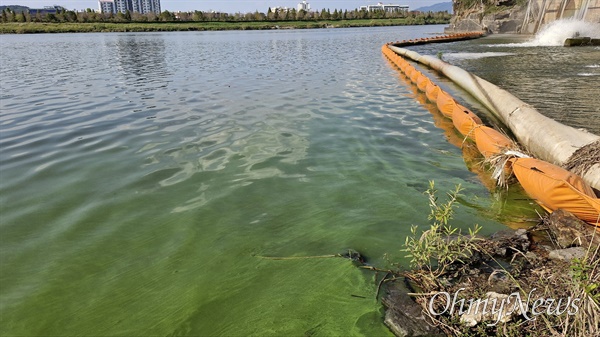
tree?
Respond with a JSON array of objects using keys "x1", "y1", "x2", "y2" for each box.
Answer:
[
  {"x1": 178, "y1": 12, "x2": 190, "y2": 21},
  {"x1": 359, "y1": 9, "x2": 368, "y2": 19},
  {"x1": 159, "y1": 10, "x2": 174, "y2": 21},
  {"x1": 131, "y1": 12, "x2": 145, "y2": 21},
  {"x1": 267, "y1": 7, "x2": 276, "y2": 20},
  {"x1": 254, "y1": 10, "x2": 265, "y2": 21},
  {"x1": 102, "y1": 12, "x2": 113, "y2": 22},
  {"x1": 88, "y1": 11, "x2": 98, "y2": 22},
  {"x1": 116, "y1": 12, "x2": 126, "y2": 22},
  {"x1": 146, "y1": 12, "x2": 157, "y2": 21},
  {"x1": 55, "y1": 9, "x2": 65, "y2": 22},
  {"x1": 65, "y1": 10, "x2": 77, "y2": 22},
  {"x1": 192, "y1": 10, "x2": 204, "y2": 21}
]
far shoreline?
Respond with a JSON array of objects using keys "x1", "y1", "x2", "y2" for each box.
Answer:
[{"x1": 0, "y1": 19, "x2": 450, "y2": 34}]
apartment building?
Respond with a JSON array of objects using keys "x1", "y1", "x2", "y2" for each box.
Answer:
[{"x1": 99, "y1": 0, "x2": 161, "y2": 15}]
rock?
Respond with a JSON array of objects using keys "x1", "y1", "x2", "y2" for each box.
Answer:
[
  {"x1": 495, "y1": 0, "x2": 516, "y2": 5},
  {"x1": 488, "y1": 229, "x2": 531, "y2": 256},
  {"x1": 460, "y1": 292, "x2": 524, "y2": 327},
  {"x1": 525, "y1": 251, "x2": 540, "y2": 263},
  {"x1": 564, "y1": 37, "x2": 600, "y2": 47},
  {"x1": 382, "y1": 282, "x2": 444, "y2": 337},
  {"x1": 446, "y1": 4, "x2": 527, "y2": 34},
  {"x1": 548, "y1": 247, "x2": 587, "y2": 262},
  {"x1": 445, "y1": 11, "x2": 486, "y2": 33},
  {"x1": 487, "y1": 269, "x2": 514, "y2": 293},
  {"x1": 545, "y1": 209, "x2": 600, "y2": 249},
  {"x1": 515, "y1": 228, "x2": 527, "y2": 237},
  {"x1": 340, "y1": 249, "x2": 366, "y2": 265}
]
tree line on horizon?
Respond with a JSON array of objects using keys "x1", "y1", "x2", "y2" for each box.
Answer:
[{"x1": 0, "y1": 7, "x2": 450, "y2": 24}]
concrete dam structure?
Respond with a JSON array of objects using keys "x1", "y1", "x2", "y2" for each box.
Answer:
[{"x1": 447, "y1": 0, "x2": 600, "y2": 34}]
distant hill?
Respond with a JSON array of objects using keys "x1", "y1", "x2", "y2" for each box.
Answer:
[{"x1": 414, "y1": 2, "x2": 453, "y2": 14}]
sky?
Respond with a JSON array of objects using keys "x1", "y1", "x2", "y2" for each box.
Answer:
[{"x1": 0, "y1": 1, "x2": 447, "y2": 13}]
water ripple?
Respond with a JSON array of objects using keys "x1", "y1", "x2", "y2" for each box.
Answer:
[{"x1": 0, "y1": 27, "x2": 520, "y2": 337}]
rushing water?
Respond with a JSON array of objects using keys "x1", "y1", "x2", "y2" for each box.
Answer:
[
  {"x1": 1, "y1": 26, "x2": 541, "y2": 336},
  {"x1": 414, "y1": 20, "x2": 600, "y2": 135}
]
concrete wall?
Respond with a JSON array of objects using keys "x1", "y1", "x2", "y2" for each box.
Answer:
[
  {"x1": 447, "y1": 0, "x2": 600, "y2": 34},
  {"x1": 522, "y1": 0, "x2": 600, "y2": 33}
]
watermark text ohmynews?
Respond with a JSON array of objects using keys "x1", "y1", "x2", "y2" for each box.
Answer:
[{"x1": 427, "y1": 288, "x2": 580, "y2": 326}]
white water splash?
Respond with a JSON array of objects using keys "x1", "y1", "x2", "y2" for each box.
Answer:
[
  {"x1": 443, "y1": 52, "x2": 516, "y2": 60},
  {"x1": 523, "y1": 19, "x2": 600, "y2": 46},
  {"x1": 494, "y1": 19, "x2": 600, "y2": 47}
]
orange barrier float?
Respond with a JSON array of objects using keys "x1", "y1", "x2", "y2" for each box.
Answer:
[
  {"x1": 425, "y1": 82, "x2": 440, "y2": 102},
  {"x1": 474, "y1": 126, "x2": 515, "y2": 158},
  {"x1": 436, "y1": 90, "x2": 455, "y2": 118},
  {"x1": 416, "y1": 74, "x2": 431, "y2": 92},
  {"x1": 410, "y1": 70, "x2": 420, "y2": 84},
  {"x1": 382, "y1": 39, "x2": 600, "y2": 225},
  {"x1": 512, "y1": 158, "x2": 600, "y2": 224},
  {"x1": 452, "y1": 104, "x2": 483, "y2": 138},
  {"x1": 387, "y1": 32, "x2": 485, "y2": 48}
]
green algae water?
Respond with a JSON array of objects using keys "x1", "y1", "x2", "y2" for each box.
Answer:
[{"x1": 1, "y1": 27, "x2": 535, "y2": 336}]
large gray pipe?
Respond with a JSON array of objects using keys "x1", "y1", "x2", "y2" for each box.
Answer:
[{"x1": 388, "y1": 45, "x2": 600, "y2": 190}]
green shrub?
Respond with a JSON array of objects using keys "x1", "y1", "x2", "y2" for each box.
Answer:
[{"x1": 402, "y1": 181, "x2": 482, "y2": 279}]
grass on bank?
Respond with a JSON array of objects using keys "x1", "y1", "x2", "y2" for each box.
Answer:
[
  {"x1": 401, "y1": 182, "x2": 600, "y2": 336},
  {"x1": 0, "y1": 18, "x2": 450, "y2": 34}
]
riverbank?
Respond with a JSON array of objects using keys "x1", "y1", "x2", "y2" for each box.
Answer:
[
  {"x1": 0, "y1": 18, "x2": 450, "y2": 34},
  {"x1": 385, "y1": 209, "x2": 600, "y2": 337},
  {"x1": 380, "y1": 32, "x2": 599, "y2": 337}
]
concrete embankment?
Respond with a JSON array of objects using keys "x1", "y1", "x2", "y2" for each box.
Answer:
[
  {"x1": 447, "y1": 0, "x2": 600, "y2": 34},
  {"x1": 564, "y1": 37, "x2": 600, "y2": 46}
]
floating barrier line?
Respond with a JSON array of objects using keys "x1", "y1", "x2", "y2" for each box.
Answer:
[
  {"x1": 381, "y1": 36, "x2": 600, "y2": 225},
  {"x1": 385, "y1": 40, "x2": 600, "y2": 191}
]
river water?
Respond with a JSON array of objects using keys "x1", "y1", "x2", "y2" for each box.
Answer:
[
  {"x1": 0, "y1": 25, "x2": 571, "y2": 336},
  {"x1": 413, "y1": 21, "x2": 600, "y2": 135}
]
